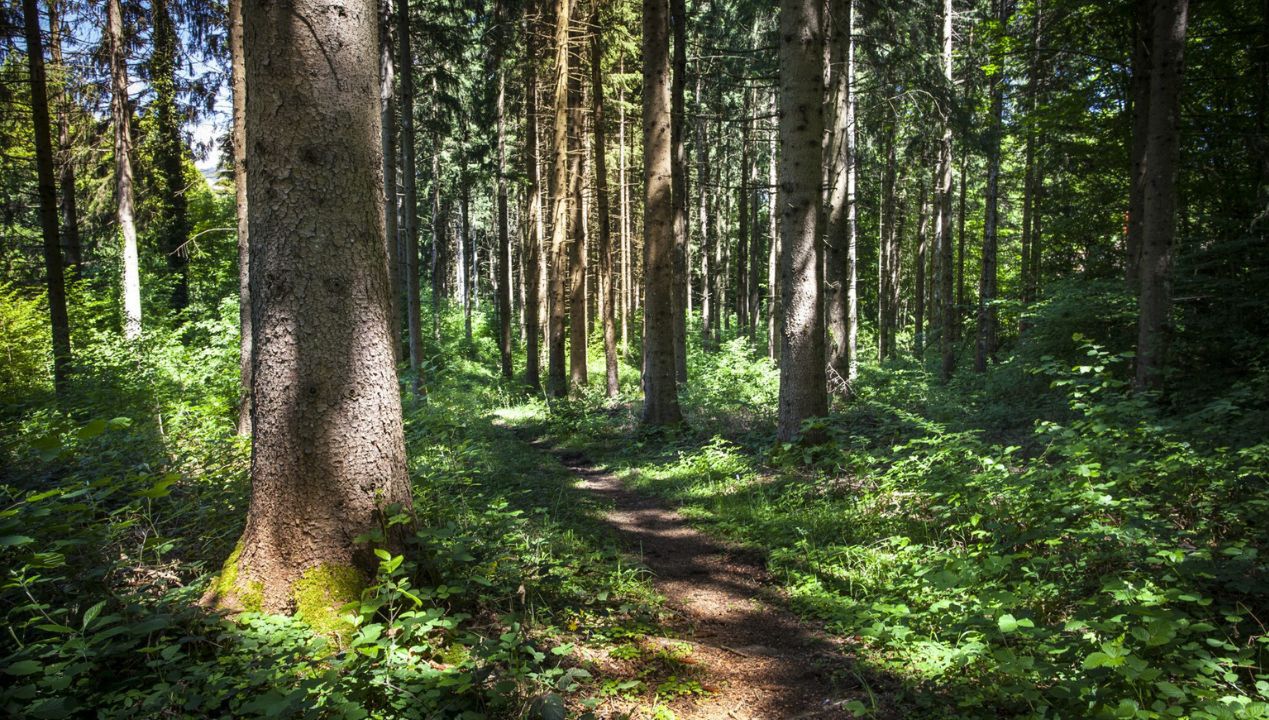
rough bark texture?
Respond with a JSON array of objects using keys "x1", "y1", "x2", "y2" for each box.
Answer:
[
  {"x1": 592, "y1": 14, "x2": 619, "y2": 397},
  {"x1": 776, "y1": 0, "x2": 827, "y2": 442},
  {"x1": 221, "y1": 0, "x2": 412, "y2": 615},
  {"x1": 48, "y1": 0, "x2": 81, "y2": 272},
  {"x1": 231, "y1": 0, "x2": 252, "y2": 435},
  {"x1": 824, "y1": 0, "x2": 853, "y2": 392},
  {"x1": 618, "y1": 55, "x2": 631, "y2": 353},
  {"x1": 767, "y1": 93, "x2": 781, "y2": 362},
  {"x1": 878, "y1": 114, "x2": 898, "y2": 361},
  {"x1": 737, "y1": 122, "x2": 751, "y2": 332},
  {"x1": 524, "y1": 0, "x2": 544, "y2": 391},
  {"x1": 23, "y1": 0, "x2": 71, "y2": 399},
  {"x1": 108, "y1": 0, "x2": 141, "y2": 340},
  {"x1": 1135, "y1": 0, "x2": 1188, "y2": 391},
  {"x1": 396, "y1": 0, "x2": 423, "y2": 390},
  {"x1": 914, "y1": 171, "x2": 929, "y2": 357},
  {"x1": 548, "y1": 0, "x2": 572, "y2": 397},
  {"x1": 642, "y1": 0, "x2": 683, "y2": 426},
  {"x1": 697, "y1": 75, "x2": 714, "y2": 349},
  {"x1": 380, "y1": 0, "x2": 401, "y2": 364},
  {"x1": 670, "y1": 0, "x2": 688, "y2": 385}
]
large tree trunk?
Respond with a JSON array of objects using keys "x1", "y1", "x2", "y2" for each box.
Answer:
[
  {"x1": 937, "y1": 0, "x2": 956, "y2": 380},
  {"x1": 975, "y1": 0, "x2": 1010, "y2": 373},
  {"x1": 523, "y1": 0, "x2": 544, "y2": 391},
  {"x1": 212, "y1": 0, "x2": 412, "y2": 618},
  {"x1": 1135, "y1": 0, "x2": 1188, "y2": 391},
  {"x1": 231, "y1": 0, "x2": 251, "y2": 435},
  {"x1": 108, "y1": 0, "x2": 141, "y2": 340},
  {"x1": 495, "y1": 0, "x2": 514, "y2": 380},
  {"x1": 593, "y1": 12, "x2": 619, "y2": 397},
  {"x1": 23, "y1": 0, "x2": 71, "y2": 399},
  {"x1": 398, "y1": 0, "x2": 423, "y2": 390},
  {"x1": 670, "y1": 0, "x2": 688, "y2": 385},
  {"x1": 777, "y1": 0, "x2": 827, "y2": 442},
  {"x1": 1126, "y1": 0, "x2": 1156, "y2": 290},
  {"x1": 48, "y1": 0, "x2": 81, "y2": 272},
  {"x1": 642, "y1": 0, "x2": 683, "y2": 425},
  {"x1": 150, "y1": 0, "x2": 190, "y2": 314},
  {"x1": 548, "y1": 0, "x2": 572, "y2": 397}
]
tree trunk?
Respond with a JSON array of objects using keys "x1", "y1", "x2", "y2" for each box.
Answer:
[
  {"x1": 592, "y1": 12, "x2": 619, "y2": 397},
  {"x1": 524, "y1": 0, "x2": 544, "y2": 390},
  {"x1": 975, "y1": 0, "x2": 1010, "y2": 373},
  {"x1": 430, "y1": 149, "x2": 445, "y2": 344},
  {"x1": 460, "y1": 124, "x2": 473, "y2": 345},
  {"x1": 825, "y1": 0, "x2": 852, "y2": 390},
  {"x1": 737, "y1": 119, "x2": 751, "y2": 332},
  {"x1": 618, "y1": 54, "x2": 631, "y2": 353},
  {"x1": 937, "y1": 0, "x2": 956, "y2": 380},
  {"x1": 212, "y1": 0, "x2": 412, "y2": 617},
  {"x1": 955, "y1": 150, "x2": 967, "y2": 343},
  {"x1": 568, "y1": 16, "x2": 588, "y2": 391},
  {"x1": 1126, "y1": 0, "x2": 1156, "y2": 291},
  {"x1": 495, "y1": 0, "x2": 513, "y2": 380},
  {"x1": 642, "y1": 0, "x2": 683, "y2": 425},
  {"x1": 914, "y1": 169, "x2": 929, "y2": 357},
  {"x1": 23, "y1": 0, "x2": 71, "y2": 399},
  {"x1": 380, "y1": 0, "x2": 402, "y2": 363},
  {"x1": 670, "y1": 0, "x2": 688, "y2": 385},
  {"x1": 768, "y1": 90, "x2": 781, "y2": 362},
  {"x1": 878, "y1": 112, "x2": 897, "y2": 361},
  {"x1": 397, "y1": 0, "x2": 423, "y2": 390},
  {"x1": 108, "y1": 0, "x2": 141, "y2": 340},
  {"x1": 548, "y1": 0, "x2": 572, "y2": 397},
  {"x1": 231, "y1": 0, "x2": 252, "y2": 435},
  {"x1": 697, "y1": 74, "x2": 714, "y2": 350},
  {"x1": 777, "y1": 0, "x2": 827, "y2": 442},
  {"x1": 1135, "y1": 0, "x2": 1188, "y2": 391},
  {"x1": 48, "y1": 0, "x2": 81, "y2": 272}
]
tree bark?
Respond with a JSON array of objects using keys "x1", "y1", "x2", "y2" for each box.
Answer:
[
  {"x1": 231, "y1": 0, "x2": 252, "y2": 435},
  {"x1": 670, "y1": 0, "x2": 688, "y2": 385},
  {"x1": 737, "y1": 117, "x2": 751, "y2": 332},
  {"x1": 1135, "y1": 0, "x2": 1188, "y2": 391},
  {"x1": 398, "y1": 0, "x2": 423, "y2": 390},
  {"x1": 548, "y1": 0, "x2": 572, "y2": 397},
  {"x1": 108, "y1": 0, "x2": 141, "y2": 340},
  {"x1": 495, "y1": 0, "x2": 514, "y2": 380},
  {"x1": 48, "y1": 0, "x2": 81, "y2": 272},
  {"x1": 618, "y1": 54, "x2": 631, "y2": 353},
  {"x1": 767, "y1": 89, "x2": 781, "y2": 362},
  {"x1": 380, "y1": 0, "x2": 401, "y2": 364},
  {"x1": 23, "y1": 0, "x2": 71, "y2": 399},
  {"x1": 878, "y1": 111, "x2": 897, "y2": 361},
  {"x1": 592, "y1": 11, "x2": 619, "y2": 397},
  {"x1": 914, "y1": 169, "x2": 929, "y2": 357},
  {"x1": 696, "y1": 74, "x2": 714, "y2": 350},
  {"x1": 216, "y1": 0, "x2": 412, "y2": 615},
  {"x1": 1126, "y1": 0, "x2": 1156, "y2": 291},
  {"x1": 524, "y1": 0, "x2": 544, "y2": 390},
  {"x1": 825, "y1": 0, "x2": 853, "y2": 391},
  {"x1": 777, "y1": 0, "x2": 827, "y2": 442},
  {"x1": 642, "y1": 0, "x2": 683, "y2": 425},
  {"x1": 568, "y1": 16, "x2": 588, "y2": 391},
  {"x1": 937, "y1": 0, "x2": 956, "y2": 380}
]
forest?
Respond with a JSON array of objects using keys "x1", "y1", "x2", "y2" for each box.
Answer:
[{"x1": 1, "y1": 0, "x2": 1267, "y2": 717}]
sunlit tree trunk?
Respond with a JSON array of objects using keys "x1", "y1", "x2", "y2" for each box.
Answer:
[
  {"x1": 937, "y1": 0, "x2": 956, "y2": 380},
  {"x1": 776, "y1": 0, "x2": 827, "y2": 442},
  {"x1": 212, "y1": 0, "x2": 411, "y2": 614},
  {"x1": 231, "y1": 0, "x2": 252, "y2": 434},
  {"x1": 108, "y1": 0, "x2": 141, "y2": 340},
  {"x1": 642, "y1": 0, "x2": 683, "y2": 425}
]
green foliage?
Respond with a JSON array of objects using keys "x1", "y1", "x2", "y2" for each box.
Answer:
[{"x1": 0, "y1": 283, "x2": 52, "y2": 405}]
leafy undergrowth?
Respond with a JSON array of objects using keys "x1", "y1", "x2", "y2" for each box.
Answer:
[
  {"x1": 0, "y1": 308, "x2": 693, "y2": 719},
  {"x1": 518, "y1": 331, "x2": 1269, "y2": 719}
]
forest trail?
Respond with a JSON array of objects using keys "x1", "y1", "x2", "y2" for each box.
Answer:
[{"x1": 538, "y1": 440, "x2": 862, "y2": 719}]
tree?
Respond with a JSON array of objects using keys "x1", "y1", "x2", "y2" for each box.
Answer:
[
  {"x1": 975, "y1": 0, "x2": 1010, "y2": 373},
  {"x1": 825, "y1": 0, "x2": 857, "y2": 394},
  {"x1": 1135, "y1": 0, "x2": 1188, "y2": 391},
  {"x1": 592, "y1": 8, "x2": 619, "y2": 398},
  {"x1": 670, "y1": 0, "x2": 688, "y2": 384},
  {"x1": 494, "y1": 0, "x2": 513, "y2": 380},
  {"x1": 936, "y1": 0, "x2": 956, "y2": 380},
  {"x1": 107, "y1": 0, "x2": 142, "y2": 340},
  {"x1": 567, "y1": 11, "x2": 587, "y2": 391},
  {"x1": 22, "y1": 0, "x2": 71, "y2": 399},
  {"x1": 400, "y1": 0, "x2": 422, "y2": 387},
  {"x1": 776, "y1": 0, "x2": 827, "y2": 442},
  {"x1": 523, "y1": 0, "x2": 544, "y2": 391},
  {"x1": 231, "y1": 0, "x2": 251, "y2": 435},
  {"x1": 380, "y1": 0, "x2": 401, "y2": 363},
  {"x1": 547, "y1": 0, "x2": 571, "y2": 397},
  {"x1": 208, "y1": 0, "x2": 412, "y2": 615},
  {"x1": 148, "y1": 0, "x2": 190, "y2": 313},
  {"x1": 642, "y1": 0, "x2": 683, "y2": 426},
  {"x1": 48, "y1": 0, "x2": 81, "y2": 272}
]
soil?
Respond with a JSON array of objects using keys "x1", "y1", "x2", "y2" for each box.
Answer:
[{"x1": 548, "y1": 446, "x2": 866, "y2": 720}]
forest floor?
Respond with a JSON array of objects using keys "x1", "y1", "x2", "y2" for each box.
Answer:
[{"x1": 514, "y1": 423, "x2": 876, "y2": 719}]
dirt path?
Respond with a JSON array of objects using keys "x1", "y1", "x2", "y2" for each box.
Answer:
[{"x1": 549, "y1": 447, "x2": 861, "y2": 720}]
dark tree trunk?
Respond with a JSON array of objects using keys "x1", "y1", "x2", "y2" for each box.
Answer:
[
  {"x1": 150, "y1": 0, "x2": 190, "y2": 313},
  {"x1": 777, "y1": 0, "x2": 827, "y2": 441},
  {"x1": 697, "y1": 74, "x2": 714, "y2": 350},
  {"x1": 568, "y1": 16, "x2": 588, "y2": 390},
  {"x1": 825, "y1": 0, "x2": 854, "y2": 391},
  {"x1": 212, "y1": 0, "x2": 412, "y2": 616},
  {"x1": 642, "y1": 0, "x2": 683, "y2": 425},
  {"x1": 914, "y1": 170, "x2": 929, "y2": 357},
  {"x1": 593, "y1": 11, "x2": 619, "y2": 397},
  {"x1": 548, "y1": 0, "x2": 572, "y2": 397},
  {"x1": 670, "y1": 0, "x2": 688, "y2": 384},
  {"x1": 1135, "y1": 0, "x2": 1188, "y2": 391},
  {"x1": 878, "y1": 112, "x2": 898, "y2": 361},
  {"x1": 737, "y1": 120, "x2": 750, "y2": 332},
  {"x1": 380, "y1": 0, "x2": 401, "y2": 364},
  {"x1": 48, "y1": 0, "x2": 81, "y2": 272},
  {"x1": 523, "y1": 0, "x2": 544, "y2": 391},
  {"x1": 495, "y1": 0, "x2": 513, "y2": 380},
  {"x1": 23, "y1": 0, "x2": 71, "y2": 399},
  {"x1": 937, "y1": 0, "x2": 956, "y2": 380},
  {"x1": 397, "y1": 0, "x2": 423, "y2": 390},
  {"x1": 1126, "y1": 0, "x2": 1156, "y2": 291}
]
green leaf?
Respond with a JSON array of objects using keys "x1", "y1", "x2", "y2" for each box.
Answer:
[
  {"x1": 1083, "y1": 652, "x2": 1111, "y2": 669},
  {"x1": 4, "y1": 659, "x2": 43, "y2": 676},
  {"x1": 77, "y1": 419, "x2": 108, "y2": 440},
  {"x1": 0, "y1": 535, "x2": 34, "y2": 547},
  {"x1": 998, "y1": 614, "x2": 1018, "y2": 633}
]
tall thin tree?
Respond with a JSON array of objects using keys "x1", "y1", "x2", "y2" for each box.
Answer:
[{"x1": 108, "y1": 0, "x2": 141, "y2": 340}]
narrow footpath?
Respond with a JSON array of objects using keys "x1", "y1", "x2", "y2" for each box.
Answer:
[{"x1": 544, "y1": 442, "x2": 864, "y2": 719}]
